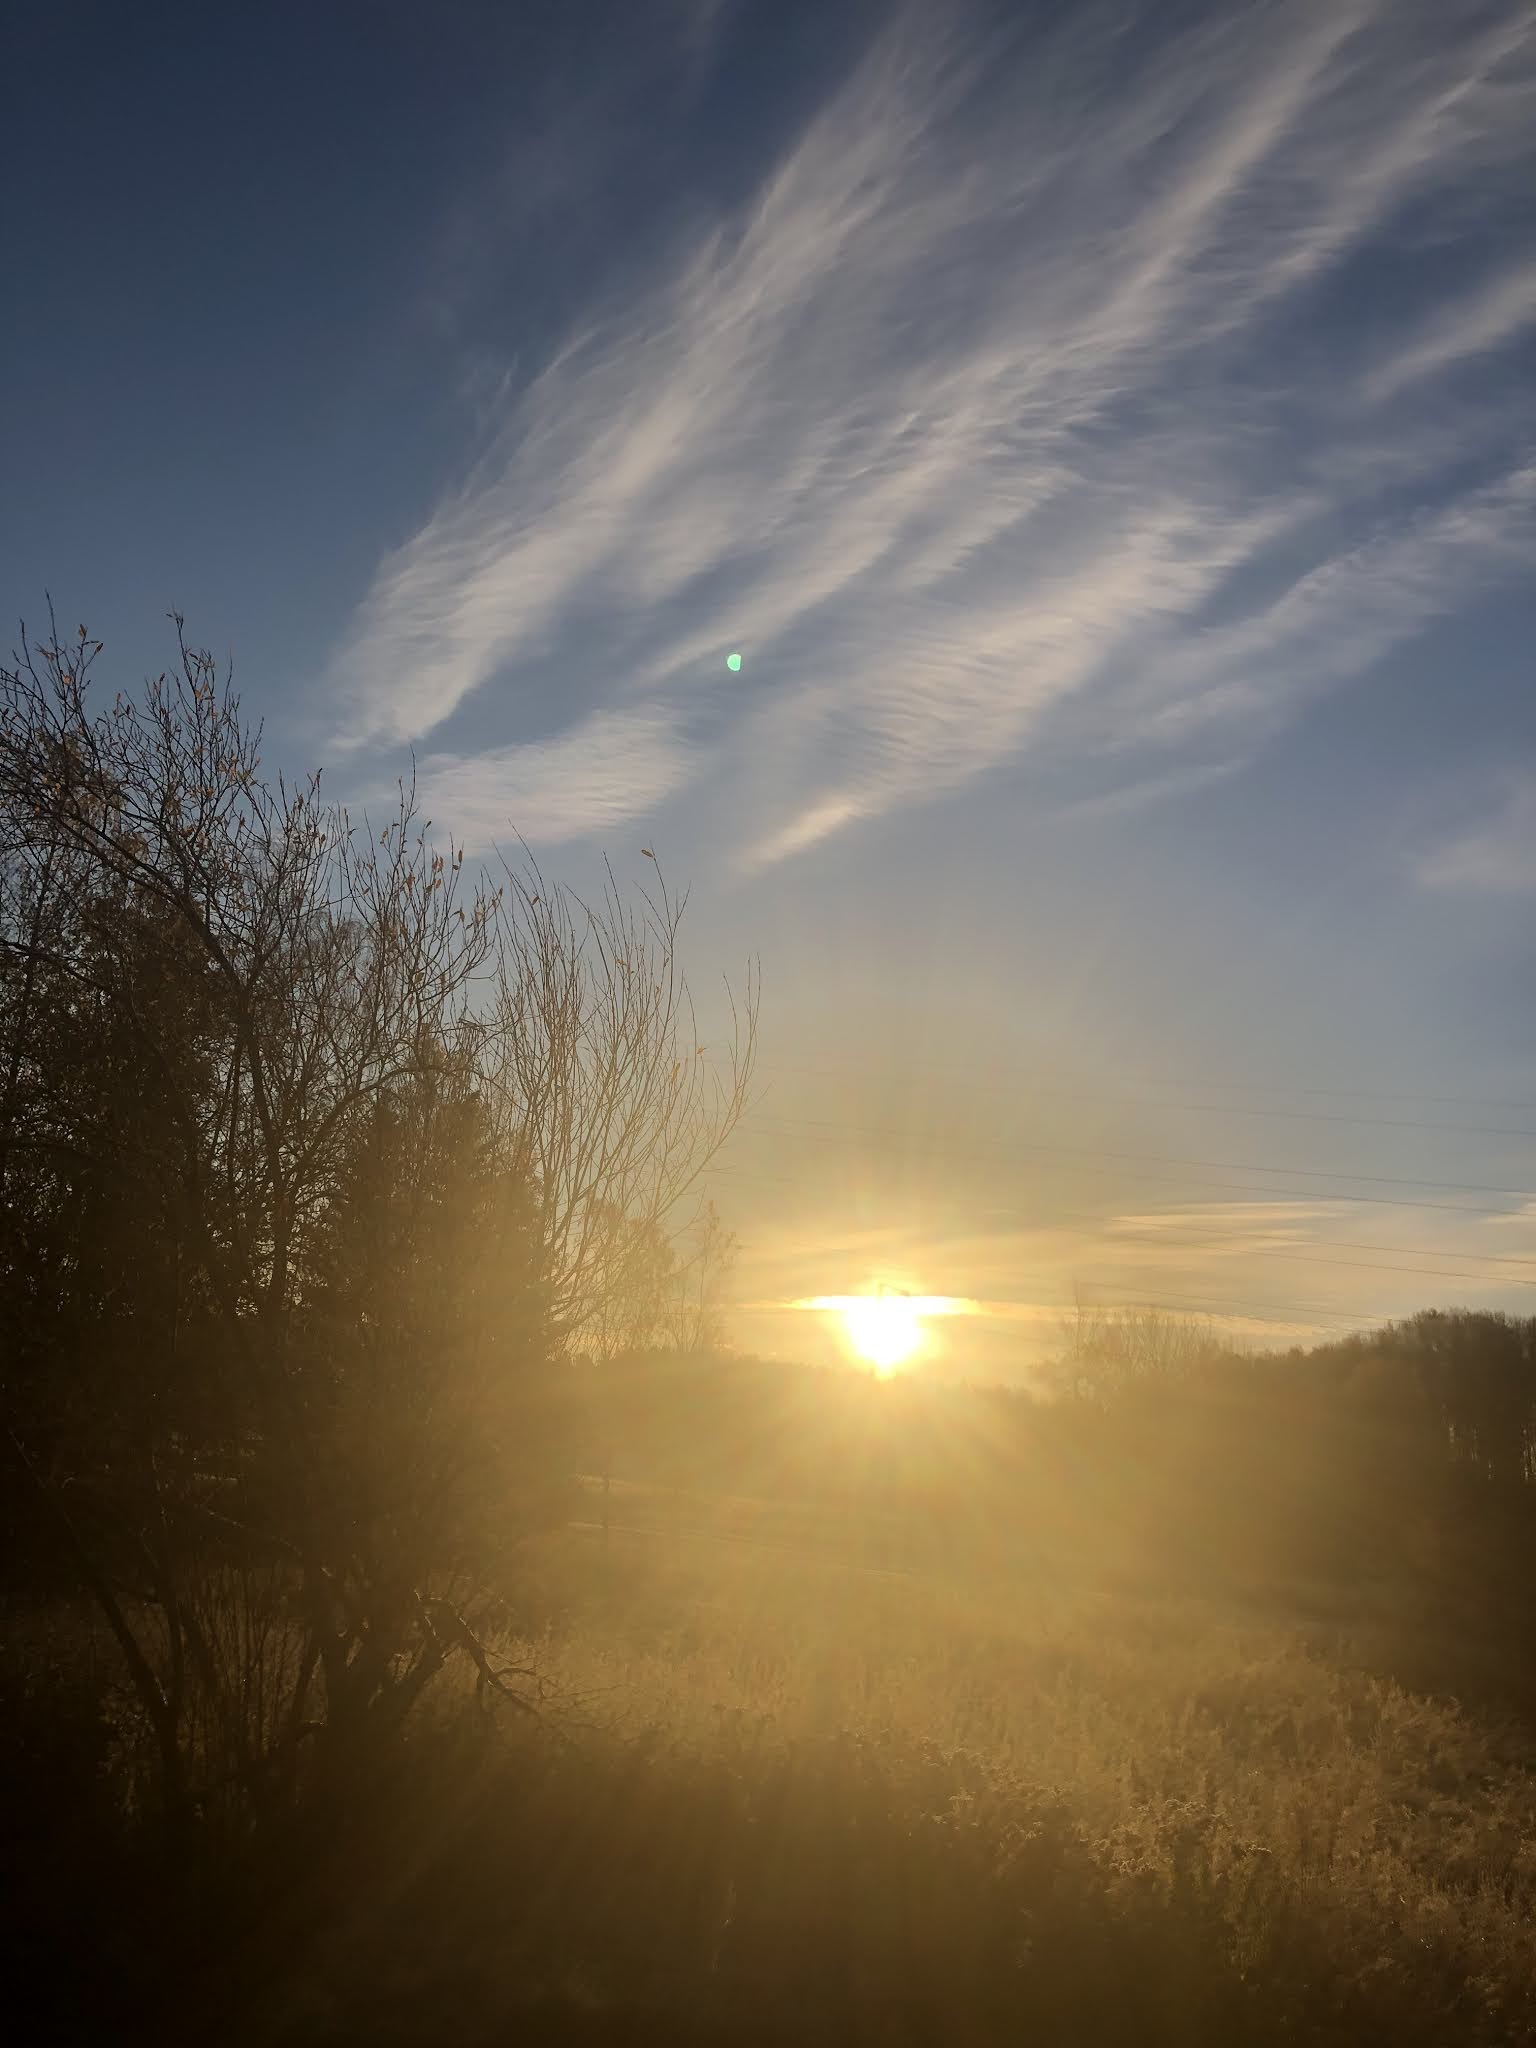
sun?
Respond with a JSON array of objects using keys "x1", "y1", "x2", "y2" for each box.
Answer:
[
  {"x1": 797, "y1": 1289, "x2": 977, "y2": 1375},
  {"x1": 838, "y1": 1291, "x2": 925, "y2": 1374}
]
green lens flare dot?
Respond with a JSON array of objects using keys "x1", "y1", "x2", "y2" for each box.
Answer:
[{"x1": 726, "y1": 651, "x2": 742, "y2": 672}]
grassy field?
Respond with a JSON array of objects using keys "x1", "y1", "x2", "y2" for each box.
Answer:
[
  {"x1": 203, "y1": 1500, "x2": 1536, "y2": 2046},
  {"x1": 10, "y1": 1480, "x2": 1536, "y2": 2044}
]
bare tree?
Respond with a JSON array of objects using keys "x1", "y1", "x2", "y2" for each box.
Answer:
[
  {"x1": 0, "y1": 611, "x2": 755, "y2": 1852},
  {"x1": 660, "y1": 1200, "x2": 737, "y2": 1354},
  {"x1": 482, "y1": 851, "x2": 755, "y2": 1342},
  {"x1": 1055, "y1": 1297, "x2": 1232, "y2": 1406}
]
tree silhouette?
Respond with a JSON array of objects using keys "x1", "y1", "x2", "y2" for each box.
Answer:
[{"x1": 0, "y1": 612, "x2": 755, "y2": 1851}]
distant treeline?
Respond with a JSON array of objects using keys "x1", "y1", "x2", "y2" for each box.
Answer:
[
  {"x1": 583, "y1": 1306, "x2": 1536, "y2": 1505},
  {"x1": 578, "y1": 1308, "x2": 1536, "y2": 1672}
]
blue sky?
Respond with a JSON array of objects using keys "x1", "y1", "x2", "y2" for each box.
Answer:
[{"x1": 6, "y1": 0, "x2": 1536, "y2": 1373}]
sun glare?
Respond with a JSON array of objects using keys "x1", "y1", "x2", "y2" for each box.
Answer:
[
  {"x1": 839, "y1": 1292, "x2": 925, "y2": 1373},
  {"x1": 795, "y1": 1291, "x2": 979, "y2": 1375}
]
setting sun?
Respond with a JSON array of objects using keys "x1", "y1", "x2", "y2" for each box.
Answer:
[
  {"x1": 796, "y1": 1291, "x2": 979, "y2": 1374},
  {"x1": 839, "y1": 1291, "x2": 925, "y2": 1373}
]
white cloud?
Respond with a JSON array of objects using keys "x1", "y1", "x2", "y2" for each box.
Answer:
[
  {"x1": 1060, "y1": 759, "x2": 1247, "y2": 820},
  {"x1": 325, "y1": 0, "x2": 1536, "y2": 861},
  {"x1": 1107, "y1": 1201, "x2": 1341, "y2": 1243},
  {"x1": 1103, "y1": 462, "x2": 1536, "y2": 745},
  {"x1": 410, "y1": 706, "x2": 693, "y2": 853},
  {"x1": 1368, "y1": 257, "x2": 1536, "y2": 400},
  {"x1": 1416, "y1": 774, "x2": 1536, "y2": 894},
  {"x1": 1488, "y1": 1200, "x2": 1536, "y2": 1233}
]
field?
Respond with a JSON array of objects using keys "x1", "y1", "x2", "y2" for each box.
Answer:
[{"x1": 146, "y1": 1484, "x2": 1533, "y2": 2047}]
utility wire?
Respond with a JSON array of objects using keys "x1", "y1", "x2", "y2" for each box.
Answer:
[
  {"x1": 1021, "y1": 1218, "x2": 1536, "y2": 1271},
  {"x1": 713, "y1": 1158, "x2": 1536, "y2": 1269},
  {"x1": 752, "y1": 1285, "x2": 1384, "y2": 1330},
  {"x1": 1063, "y1": 1285, "x2": 1392, "y2": 1327},
  {"x1": 706, "y1": 1162, "x2": 1536, "y2": 1291},
  {"x1": 755, "y1": 1057, "x2": 1536, "y2": 1119},
  {"x1": 761, "y1": 1080, "x2": 1536, "y2": 1143},
  {"x1": 743, "y1": 1112, "x2": 1536, "y2": 1202},
  {"x1": 1187, "y1": 1244, "x2": 1536, "y2": 1289},
  {"x1": 706, "y1": 1154, "x2": 1532, "y2": 1222}
]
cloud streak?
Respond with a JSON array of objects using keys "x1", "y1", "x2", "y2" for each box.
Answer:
[
  {"x1": 1367, "y1": 256, "x2": 1536, "y2": 400},
  {"x1": 326, "y1": 0, "x2": 1536, "y2": 859},
  {"x1": 411, "y1": 706, "x2": 693, "y2": 853},
  {"x1": 1417, "y1": 774, "x2": 1536, "y2": 893}
]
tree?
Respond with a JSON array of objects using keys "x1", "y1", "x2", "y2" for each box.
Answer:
[
  {"x1": 1053, "y1": 1299, "x2": 1229, "y2": 1406},
  {"x1": 482, "y1": 855, "x2": 754, "y2": 1341},
  {"x1": 577, "y1": 1198, "x2": 739, "y2": 1360},
  {"x1": 0, "y1": 611, "x2": 756, "y2": 1852}
]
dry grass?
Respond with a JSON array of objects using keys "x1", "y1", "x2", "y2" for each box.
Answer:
[
  {"x1": 11, "y1": 1507, "x2": 1536, "y2": 2044},
  {"x1": 416, "y1": 1520, "x2": 1536, "y2": 2045}
]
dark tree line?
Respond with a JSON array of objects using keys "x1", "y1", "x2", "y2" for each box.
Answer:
[
  {"x1": 1303, "y1": 1309, "x2": 1536, "y2": 1488},
  {"x1": 0, "y1": 614, "x2": 755, "y2": 1855},
  {"x1": 574, "y1": 1304, "x2": 1536, "y2": 1651}
]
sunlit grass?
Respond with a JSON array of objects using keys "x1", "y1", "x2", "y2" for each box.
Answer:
[{"x1": 459, "y1": 1521, "x2": 1536, "y2": 2042}]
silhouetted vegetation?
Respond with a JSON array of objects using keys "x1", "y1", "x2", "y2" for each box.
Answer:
[
  {"x1": 4, "y1": 621, "x2": 1536, "y2": 2041},
  {"x1": 578, "y1": 1310, "x2": 1536, "y2": 1679}
]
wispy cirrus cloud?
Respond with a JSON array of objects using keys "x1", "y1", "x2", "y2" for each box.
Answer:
[
  {"x1": 325, "y1": 0, "x2": 1536, "y2": 860},
  {"x1": 1416, "y1": 773, "x2": 1536, "y2": 893},
  {"x1": 1098, "y1": 461, "x2": 1536, "y2": 748},
  {"x1": 1367, "y1": 256, "x2": 1536, "y2": 400},
  {"x1": 410, "y1": 706, "x2": 692, "y2": 853}
]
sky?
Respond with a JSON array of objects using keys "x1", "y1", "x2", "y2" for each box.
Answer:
[{"x1": 5, "y1": 0, "x2": 1536, "y2": 1378}]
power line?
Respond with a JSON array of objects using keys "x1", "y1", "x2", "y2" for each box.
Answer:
[
  {"x1": 760, "y1": 1079, "x2": 1536, "y2": 1144},
  {"x1": 706, "y1": 1159, "x2": 1536, "y2": 1292},
  {"x1": 1000, "y1": 1211, "x2": 1536, "y2": 1272},
  {"x1": 756, "y1": 1056, "x2": 1536, "y2": 1118},
  {"x1": 706, "y1": 1152, "x2": 1536, "y2": 1222},
  {"x1": 980, "y1": 1160, "x2": 1530, "y2": 1223},
  {"x1": 742, "y1": 1112, "x2": 1536, "y2": 1202},
  {"x1": 1195, "y1": 1244, "x2": 1536, "y2": 1289},
  {"x1": 751, "y1": 1282, "x2": 1402, "y2": 1334},
  {"x1": 713, "y1": 1159, "x2": 1536, "y2": 1268},
  {"x1": 977, "y1": 1284, "x2": 1391, "y2": 1328},
  {"x1": 1064, "y1": 1286, "x2": 1391, "y2": 1327}
]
